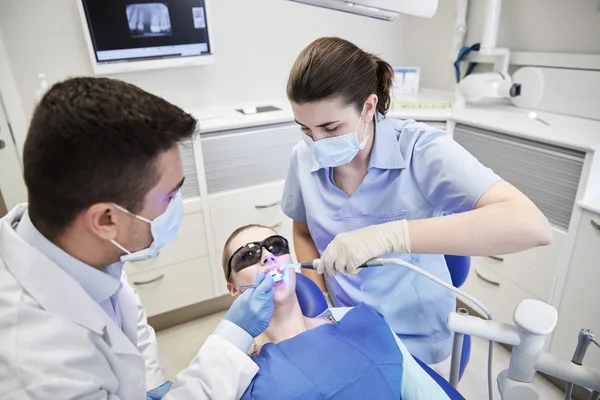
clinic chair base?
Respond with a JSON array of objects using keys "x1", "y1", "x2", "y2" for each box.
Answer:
[{"x1": 449, "y1": 300, "x2": 600, "y2": 399}]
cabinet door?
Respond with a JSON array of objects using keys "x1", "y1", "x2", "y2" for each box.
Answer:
[
  {"x1": 461, "y1": 257, "x2": 541, "y2": 325},
  {"x1": 550, "y1": 210, "x2": 600, "y2": 368},
  {"x1": 129, "y1": 257, "x2": 214, "y2": 317},
  {"x1": 124, "y1": 199, "x2": 207, "y2": 275},
  {"x1": 454, "y1": 124, "x2": 584, "y2": 231},
  {"x1": 201, "y1": 123, "x2": 300, "y2": 194}
]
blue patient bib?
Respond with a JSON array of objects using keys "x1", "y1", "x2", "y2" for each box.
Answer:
[{"x1": 241, "y1": 303, "x2": 404, "y2": 400}]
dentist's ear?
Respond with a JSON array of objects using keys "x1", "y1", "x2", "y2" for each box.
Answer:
[
  {"x1": 364, "y1": 94, "x2": 379, "y2": 122},
  {"x1": 85, "y1": 203, "x2": 120, "y2": 241}
]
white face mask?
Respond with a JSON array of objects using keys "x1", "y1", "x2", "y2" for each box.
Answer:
[
  {"x1": 110, "y1": 190, "x2": 184, "y2": 263},
  {"x1": 303, "y1": 105, "x2": 370, "y2": 169}
]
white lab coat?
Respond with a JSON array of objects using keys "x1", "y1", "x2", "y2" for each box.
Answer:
[{"x1": 0, "y1": 205, "x2": 258, "y2": 400}]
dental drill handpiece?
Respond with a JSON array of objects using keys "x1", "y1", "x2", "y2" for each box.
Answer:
[{"x1": 298, "y1": 259, "x2": 386, "y2": 270}]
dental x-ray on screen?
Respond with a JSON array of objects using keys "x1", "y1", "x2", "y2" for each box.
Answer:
[{"x1": 80, "y1": 0, "x2": 212, "y2": 74}]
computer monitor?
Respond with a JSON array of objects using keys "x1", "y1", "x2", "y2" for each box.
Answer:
[{"x1": 78, "y1": 0, "x2": 214, "y2": 75}]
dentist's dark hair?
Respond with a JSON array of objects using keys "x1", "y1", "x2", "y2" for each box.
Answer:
[
  {"x1": 23, "y1": 77, "x2": 197, "y2": 240},
  {"x1": 287, "y1": 37, "x2": 394, "y2": 116}
]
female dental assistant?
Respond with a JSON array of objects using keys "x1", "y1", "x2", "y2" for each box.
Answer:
[{"x1": 281, "y1": 37, "x2": 552, "y2": 374}]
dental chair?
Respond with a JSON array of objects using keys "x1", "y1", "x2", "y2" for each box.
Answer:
[{"x1": 294, "y1": 255, "x2": 471, "y2": 400}]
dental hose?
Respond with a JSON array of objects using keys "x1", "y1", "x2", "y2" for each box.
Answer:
[
  {"x1": 449, "y1": 308, "x2": 469, "y2": 388},
  {"x1": 301, "y1": 258, "x2": 495, "y2": 400}
]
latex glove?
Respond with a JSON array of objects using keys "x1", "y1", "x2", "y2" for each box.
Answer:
[
  {"x1": 224, "y1": 272, "x2": 274, "y2": 338},
  {"x1": 318, "y1": 220, "x2": 411, "y2": 276},
  {"x1": 147, "y1": 381, "x2": 172, "y2": 400}
]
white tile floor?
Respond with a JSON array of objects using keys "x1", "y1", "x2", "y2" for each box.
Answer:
[{"x1": 156, "y1": 311, "x2": 565, "y2": 399}]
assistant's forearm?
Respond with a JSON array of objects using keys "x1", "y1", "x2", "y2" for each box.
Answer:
[
  {"x1": 294, "y1": 232, "x2": 320, "y2": 261},
  {"x1": 293, "y1": 230, "x2": 327, "y2": 292},
  {"x1": 408, "y1": 199, "x2": 552, "y2": 256}
]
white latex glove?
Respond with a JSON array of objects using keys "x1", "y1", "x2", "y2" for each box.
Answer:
[{"x1": 318, "y1": 220, "x2": 411, "y2": 276}]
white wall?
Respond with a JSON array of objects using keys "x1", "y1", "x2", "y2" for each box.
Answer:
[
  {"x1": 0, "y1": 0, "x2": 404, "y2": 145},
  {"x1": 399, "y1": 0, "x2": 600, "y2": 92}
]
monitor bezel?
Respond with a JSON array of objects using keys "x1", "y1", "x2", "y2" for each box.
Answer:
[{"x1": 76, "y1": 0, "x2": 215, "y2": 75}]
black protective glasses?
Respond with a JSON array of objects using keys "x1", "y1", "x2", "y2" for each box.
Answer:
[{"x1": 227, "y1": 235, "x2": 290, "y2": 281}]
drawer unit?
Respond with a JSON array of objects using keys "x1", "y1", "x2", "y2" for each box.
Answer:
[
  {"x1": 514, "y1": 228, "x2": 565, "y2": 276},
  {"x1": 474, "y1": 255, "x2": 554, "y2": 302},
  {"x1": 125, "y1": 200, "x2": 208, "y2": 275},
  {"x1": 208, "y1": 181, "x2": 286, "y2": 231},
  {"x1": 129, "y1": 257, "x2": 214, "y2": 317},
  {"x1": 461, "y1": 257, "x2": 541, "y2": 325},
  {"x1": 209, "y1": 181, "x2": 290, "y2": 252},
  {"x1": 201, "y1": 123, "x2": 300, "y2": 194},
  {"x1": 550, "y1": 209, "x2": 600, "y2": 369}
]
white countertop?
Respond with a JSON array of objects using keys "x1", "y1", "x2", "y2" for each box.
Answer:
[
  {"x1": 187, "y1": 89, "x2": 453, "y2": 134},
  {"x1": 185, "y1": 89, "x2": 600, "y2": 152},
  {"x1": 579, "y1": 198, "x2": 600, "y2": 215},
  {"x1": 452, "y1": 103, "x2": 600, "y2": 152}
]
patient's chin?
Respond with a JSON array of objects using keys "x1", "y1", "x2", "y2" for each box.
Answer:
[{"x1": 273, "y1": 279, "x2": 296, "y2": 304}]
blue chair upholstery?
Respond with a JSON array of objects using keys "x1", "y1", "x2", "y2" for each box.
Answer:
[
  {"x1": 295, "y1": 273, "x2": 328, "y2": 317},
  {"x1": 295, "y1": 256, "x2": 472, "y2": 383},
  {"x1": 444, "y1": 255, "x2": 472, "y2": 381},
  {"x1": 444, "y1": 255, "x2": 470, "y2": 288},
  {"x1": 294, "y1": 272, "x2": 465, "y2": 399}
]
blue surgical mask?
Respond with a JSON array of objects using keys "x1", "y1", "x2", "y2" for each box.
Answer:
[
  {"x1": 110, "y1": 190, "x2": 184, "y2": 263},
  {"x1": 303, "y1": 106, "x2": 370, "y2": 168}
]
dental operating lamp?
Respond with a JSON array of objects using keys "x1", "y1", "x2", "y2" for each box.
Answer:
[{"x1": 285, "y1": 0, "x2": 438, "y2": 21}]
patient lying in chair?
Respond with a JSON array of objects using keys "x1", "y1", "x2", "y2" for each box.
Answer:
[{"x1": 222, "y1": 224, "x2": 450, "y2": 400}]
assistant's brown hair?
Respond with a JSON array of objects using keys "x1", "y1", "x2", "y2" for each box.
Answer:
[
  {"x1": 222, "y1": 224, "x2": 275, "y2": 282},
  {"x1": 287, "y1": 37, "x2": 394, "y2": 116},
  {"x1": 24, "y1": 76, "x2": 197, "y2": 239}
]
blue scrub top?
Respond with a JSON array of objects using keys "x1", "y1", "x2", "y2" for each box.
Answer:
[{"x1": 281, "y1": 117, "x2": 501, "y2": 364}]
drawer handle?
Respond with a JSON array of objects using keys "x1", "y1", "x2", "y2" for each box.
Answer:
[
  {"x1": 133, "y1": 274, "x2": 165, "y2": 286},
  {"x1": 255, "y1": 201, "x2": 280, "y2": 209},
  {"x1": 474, "y1": 268, "x2": 500, "y2": 286},
  {"x1": 591, "y1": 219, "x2": 600, "y2": 231},
  {"x1": 269, "y1": 222, "x2": 282, "y2": 230},
  {"x1": 486, "y1": 255, "x2": 504, "y2": 262}
]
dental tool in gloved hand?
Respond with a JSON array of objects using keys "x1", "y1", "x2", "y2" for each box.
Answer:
[
  {"x1": 224, "y1": 271, "x2": 274, "y2": 338},
  {"x1": 280, "y1": 259, "x2": 385, "y2": 271},
  {"x1": 237, "y1": 259, "x2": 384, "y2": 291},
  {"x1": 146, "y1": 381, "x2": 172, "y2": 400},
  {"x1": 237, "y1": 267, "x2": 288, "y2": 290},
  {"x1": 318, "y1": 220, "x2": 411, "y2": 275}
]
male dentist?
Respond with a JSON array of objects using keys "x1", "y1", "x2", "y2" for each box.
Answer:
[{"x1": 0, "y1": 77, "x2": 273, "y2": 400}]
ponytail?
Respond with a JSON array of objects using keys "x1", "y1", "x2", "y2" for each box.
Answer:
[
  {"x1": 370, "y1": 55, "x2": 394, "y2": 116},
  {"x1": 287, "y1": 37, "x2": 395, "y2": 117}
]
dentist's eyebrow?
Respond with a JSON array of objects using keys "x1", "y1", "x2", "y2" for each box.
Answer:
[
  {"x1": 295, "y1": 119, "x2": 340, "y2": 128},
  {"x1": 169, "y1": 177, "x2": 185, "y2": 194}
]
